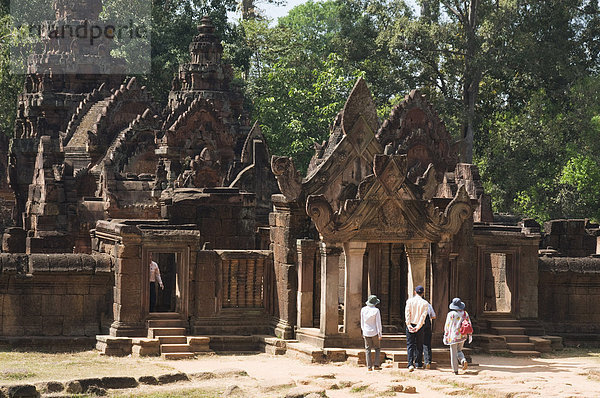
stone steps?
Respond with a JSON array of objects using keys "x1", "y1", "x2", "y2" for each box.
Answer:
[
  {"x1": 148, "y1": 319, "x2": 187, "y2": 328},
  {"x1": 158, "y1": 336, "x2": 187, "y2": 345},
  {"x1": 148, "y1": 328, "x2": 186, "y2": 338},
  {"x1": 161, "y1": 344, "x2": 193, "y2": 353},
  {"x1": 507, "y1": 342, "x2": 536, "y2": 351},
  {"x1": 380, "y1": 334, "x2": 407, "y2": 349},
  {"x1": 148, "y1": 324, "x2": 211, "y2": 360},
  {"x1": 491, "y1": 326, "x2": 526, "y2": 335},
  {"x1": 476, "y1": 315, "x2": 552, "y2": 357},
  {"x1": 504, "y1": 334, "x2": 530, "y2": 343}
]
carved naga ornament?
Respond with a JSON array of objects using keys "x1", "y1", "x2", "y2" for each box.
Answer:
[{"x1": 306, "y1": 154, "x2": 472, "y2": 243}]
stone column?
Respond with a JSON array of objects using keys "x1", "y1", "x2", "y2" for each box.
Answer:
[
  {"x1": 406, "y1": 242, "x2": 430, "y2": 299},
  {"x1": 270, "y1": 194, "x2": 308, "y2": 339},
  {"x1": 319, "y1": 242, "x2": 343, "y2": 337},
  {"x1": 431, "y1": 241, "x2": 451, "y2": 345},
  {"x1": 109, "y1": 228, "x2": 145, "y2": 337},
  {"x1": 297, "y1": 239, "x2": 318, "y2": 328},
  {"x1": 343, "y1": 241, "x2": 367, "y2": 340}
]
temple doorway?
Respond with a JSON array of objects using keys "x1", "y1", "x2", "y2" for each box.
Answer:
[
  {"x1": 151, "y1": 252, "x2": 178, "y2": 313},
  {"x1": 365, "y1": 243, "x2": 408, "y2": 331},
  {"x1": 482, "y1": 252, "x2": 514, "y2": 313},
  {"x1": 335, "y1": 243, "x2": 409, "y2": 333}
]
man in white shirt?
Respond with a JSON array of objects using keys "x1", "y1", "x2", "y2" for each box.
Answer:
[
  {"x1": 361, "y1": 295, "x2": 383, "y2": 371},
  {"x1": 404, "y1": 285, "x2": 429, "y2": 371},
  {"x1": 149, "y1": 253, "x2": 164, "y2": 312}
]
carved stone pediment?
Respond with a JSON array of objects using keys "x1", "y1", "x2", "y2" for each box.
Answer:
[
  {"x1": 306, "y1": 154, "x2": 472, "y2": 243},
  {"x1": 377, "y1": 90, "x2": 458, "y2": 183}
]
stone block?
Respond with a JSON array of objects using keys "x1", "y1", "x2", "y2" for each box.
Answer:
[
  {"x1": 138, "y1": 376, "x2": 158, "y2": 385},
  {"x1": 545, "y1": 220, "x2": 567, "y2": 235},
  {"x1": 39, "y1": 316, "x2": 62, "y2": 336},
  {"x1": 157, "y1": 373, "x2": 189, "y2": 384},
  {"x1": 75, "y1": 378, "x2": 102, "y2": 393},
  {"x1": 22, "y1": 316, "x2": 43, "y2": 335},
  {"x1": 120, "y1": 290, "x2": 142, "y2": 308},
  {"x1": 2, "y1": 228, "x2": 27, "y2": 253},
  {"x1": 116, "y1": 259, "x2": 142, "y2": 275},
  {"x1": 96, "y1": 336, "x2": 132, "y2": 356},
  {"x1": 131, "y1": 338, "x2": 159, "y2": 356},
  {"x1": 2, "y1": 384, "x2": 39, "y2": 398},
  {"x1": 268, "y1": 212, "x2": 277, "y2": 227},
  {"x1": 273, "y1": 244, "x2": 296, "y2": 265},
  {"x1": 62, "y1": 295, "x2": 84, "y2": 315},
  {"x1": 99, "y1": 377, "x2": 138, "y2": 389},
  {"x1": 35, "y1": 381, "x2": 63, "y2": 393},
  {"x1": 567, "y1": 219, "x2": 586, "y2": 236}
]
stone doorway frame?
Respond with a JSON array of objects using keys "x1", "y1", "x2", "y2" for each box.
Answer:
[
  {"x1": 142, "y1": 246, "x2": 191, "y2": 320},
  {"x1": 476, "y1": 247, "x2": 519, "y2": 317}
]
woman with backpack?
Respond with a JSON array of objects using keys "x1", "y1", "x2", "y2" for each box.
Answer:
[{"x1": 443, "y1": 297, "x2": 473, "y2": 375}]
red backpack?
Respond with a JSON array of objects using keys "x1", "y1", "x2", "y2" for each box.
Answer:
[{"x1": 460, "y1": 315, "x2": 473, "y2": 335}]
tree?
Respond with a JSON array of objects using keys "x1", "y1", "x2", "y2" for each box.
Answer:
[{"x1": 0, "y1": 5, "x2": 25, "y2": 137}]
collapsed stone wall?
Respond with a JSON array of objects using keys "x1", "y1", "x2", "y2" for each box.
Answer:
[
  {"x1": 0, "y1": 253, "x2": 113, "y2": 342},
  {"x1": 543, "y1": 219, "x2": 597, "y2": 257},
  {"x1": 538, "y1": 256, "x2": 600, "y2": 344}
]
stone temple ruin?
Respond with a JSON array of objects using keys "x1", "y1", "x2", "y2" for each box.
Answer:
[{"x1": 0, "y1": 3, "x2": 599, "y2": 362}]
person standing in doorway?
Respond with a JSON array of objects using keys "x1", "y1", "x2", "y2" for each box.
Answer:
[
  {"x1": 443, "y1": 297, "x2": 472, "y2": 375},
  {"x1": 149, "y1": 253, "x2": 164, "y2": 312},
  {"x1": 404, "y1": 285, "x2": 429, "y2": 371},
  {"x1": 361, "y1": 295, "x2": 383, "y2": 372},
  {"x1": 423, "y1": 300, "x2": 437, "y2": 369}
]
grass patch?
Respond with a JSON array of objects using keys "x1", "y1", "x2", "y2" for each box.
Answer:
[
  {"x1": 0, "y1": 369, "x2": 36, "y2": 380},
  {"x1": 350, "y1": 384, "x2": 368, "y2": 393},
  {"x1": 0, "y1": 349, "x2": 176, "y2": 383},
  {"x1": 110, "y1": 388, "x2": 220, "y2": 398}
]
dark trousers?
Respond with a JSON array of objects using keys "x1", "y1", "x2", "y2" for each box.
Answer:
[
  {"x1": 423, "y1": 315, "x2": 432, "y2": 365},
  {"x1": 406, "y1": 323, "x2": 424, "y2": 368},
  {"x1": 149, "y1": 282, "x2": 156, "y2": 312}
]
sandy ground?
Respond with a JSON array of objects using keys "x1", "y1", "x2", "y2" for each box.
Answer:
[{"x1": 107, "y1": 350, "x2": 600, "y2": 397}]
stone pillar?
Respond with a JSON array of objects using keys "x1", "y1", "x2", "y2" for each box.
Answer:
[
  {"x1": 343, "y1": 241, "x2": 367, "y2": 340},
  {"x1": 297, "y1": 239, "x2": 318, "y2": 328},
  {"x1": 319, "y1": 242, "x2": 342, "y2": 337},
  {"x1": 109, "y1": 229, "x2": 145, "y2": 337},
  {"x1": 406, "y1": 242, "x2": 430, "y2": 299},
  {"x1": 431, "y1": 241, "x2": 451, "y2": 345},
  {"x1": 270, "y1": 194, "x2": 308, "y2": 339}
]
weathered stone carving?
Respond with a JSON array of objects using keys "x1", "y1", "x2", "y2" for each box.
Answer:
[
  {"x1": 306, "y1": 154, "x2": 472, "y2": 243},
  {"x1": 377, "y1": 89, "x2": 458, "y2": 183}
]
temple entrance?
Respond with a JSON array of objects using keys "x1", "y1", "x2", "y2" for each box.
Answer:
[
  {"x1": 153, "y1": 253, "x2": 177, "y2": 312},
  {"x1": 147, "y1": 250, "x2": 189, "y2": 316},
  {"x1": 482, "y1": 252, "x2": 514, "y2": 313},
  {"x1": 364, "y1": 243, "x2": 408, "y2": 332}
]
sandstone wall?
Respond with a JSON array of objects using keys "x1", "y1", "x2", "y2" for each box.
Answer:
[
  {"x1": 543, "y1": 219, "x2": 597, "y2": 257},
  {"x1": 538, "y1": 256, "x2": 600, "y2": 337},
  {"x1": 0, "y1": 253, "x2": 113, "y2": 338}
]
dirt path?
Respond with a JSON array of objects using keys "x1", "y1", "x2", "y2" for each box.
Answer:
[{"x1": 146, "y1": 350, "x2": 600, "y2": 397}]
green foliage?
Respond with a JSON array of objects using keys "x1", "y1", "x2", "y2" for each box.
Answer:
[
  {"x1": 478, "y1": 75, "x2": 600, "y2": 222},
  {"x1": 249, "y1": 52, "x2": 360, "y2": 171},
  {"x1": 0, "y1": 11, "x2": 25, "y2": 137}
]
